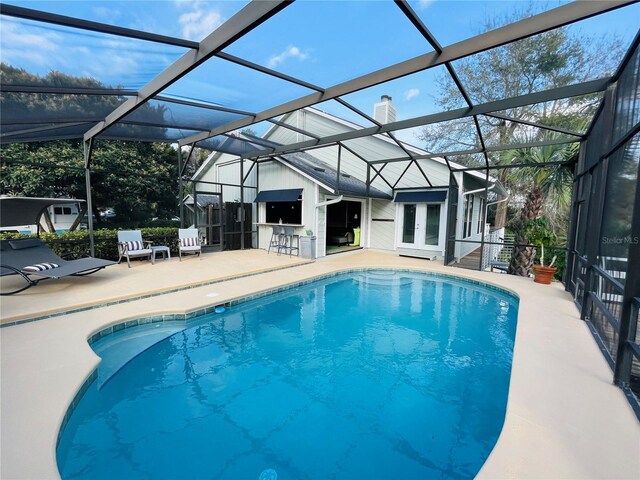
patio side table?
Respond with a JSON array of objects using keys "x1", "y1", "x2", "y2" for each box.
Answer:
[{"x1": 151, "y1": 245, "x2": 171, "y2": 264}]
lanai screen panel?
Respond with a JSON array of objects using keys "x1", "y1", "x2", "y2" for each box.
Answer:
[
  {"x1": 0, "y1": 16, "x2": 188, "y2": 91},
  {"x1": 339, "y1": 65, "x2": 467, "y2": 124},
  {"x1": 1, "y1": 92, "x2": 130, "y2": 127},
  {"x1": 221, "y1": 0, "x2": 433, "y2": 88},
  {"x1": 120, "y1": 99, "x2": 247, "y2": 132},
  {"x1": 1, "y1": 123, "x2": 96, "y2": 143},
  {"x1": 3, "y1": 0, "x2": 250, "y2": 41},
  {"x1": 405, "y1": 0, "x2": 567, "y2": 46},
  {"x1": 159, "y1": 55, "x2": 315, "y2": 113}
]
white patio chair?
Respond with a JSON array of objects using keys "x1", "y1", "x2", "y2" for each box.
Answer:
[
  {"x1": 179, "y1": 228, "x2": 202, "y2": 261},
  {"x1": 117, "y1": 230, "x2": 152, "y2": 268}
]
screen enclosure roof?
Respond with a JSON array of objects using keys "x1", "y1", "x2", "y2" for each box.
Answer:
[{"x1": 1, "y1": 0, "x2": 639, "y2": 178}]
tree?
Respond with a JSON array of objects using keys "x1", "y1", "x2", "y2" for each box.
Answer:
[
  {"x1": 417, "y1": 2, "x2": 624, "y2": 275},
  {"x1": 1, "y1": 140, "x2": 179, "y2": 225},
  {"x1": 0, "y1": 63, "x2": 182, "y2": 226},
  {"x1": 419, "y1": 4, "x2": 623, "y2": 155},
  {"x1": 499, "y1": 141, "x2": 577, "y2": 276}
]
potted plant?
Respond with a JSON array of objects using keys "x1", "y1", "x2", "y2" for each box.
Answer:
[
  {"x1": 524, "y1": 218, "x2": 558, "y2": 284},
  {"x1": 531, "y1": 243, "x2": 558, "y2": 284}
]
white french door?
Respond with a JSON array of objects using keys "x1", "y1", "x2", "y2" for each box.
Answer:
[{"x1": 398, "y1": 203, "x2": 442, "y2": 250}]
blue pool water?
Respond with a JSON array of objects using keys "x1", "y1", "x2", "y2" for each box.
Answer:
[{"x1": 57, "y1": 270, "x2": 518, "y2": 480}]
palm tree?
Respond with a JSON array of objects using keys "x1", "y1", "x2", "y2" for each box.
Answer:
[{"x1": 499, "y1": 141, "x2": 577, "y2": 276}]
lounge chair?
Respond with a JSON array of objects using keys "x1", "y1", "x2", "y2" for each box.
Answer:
[
  {"x1": 178, "y1": 228, "x2": 201, "y2": 261},
  {"x1": 117, "y1": 230, "x2": 152, "y2": 268},
  {"x1": 0, "y1": 238, "x2": 115, "y2": 295}
]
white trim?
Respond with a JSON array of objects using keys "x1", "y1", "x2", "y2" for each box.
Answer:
[
  {"x1": 314, "y1": 183, "x2": 319, "y2": 259},
  {"x1": 367, "y1": 198, "x2": 372, "y2": 248}
]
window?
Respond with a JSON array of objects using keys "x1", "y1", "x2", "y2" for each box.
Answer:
[
  {"x1": 463, "y1": 195, "x2": 474, "y2": 238},
  {"x1": 63, "y1": 207, "x2": 72, "y2": 215},
  {"x1": 265, "y1": 201, "x2": 302, "y2": 224},
  {"x1": 256, "y1": 189, "x2": 303, "y2": 224},
  {"x1": 425, "y1": 204, "x2": 441, "y2": 245},
  {"x1": 402, "y1": 204, "x2": 416, "y2": 243},
  {"x1": 477, "y1": 198, "x2": 485, "y2": 234},
  {"x1": 54, "y1": 207, "x2": 62, "y2": 215}
]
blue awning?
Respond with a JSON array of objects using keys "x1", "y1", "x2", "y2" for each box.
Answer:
[
  {"x1": 394, "y1": 190, "x2": 447, "y2": 203},
  {"x1": 254, "y1": 188, "x2": 303, "y2": 203}
]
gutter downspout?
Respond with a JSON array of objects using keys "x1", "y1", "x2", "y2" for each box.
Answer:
[
  {"x1": 463, "y1": 184, "x2": 495, "y2": 197},
  {"x1": 484, "y1": 196, "x2": 509, "y2": 226},
  {"x1": 316, "y1": 195, "x2": 343, "y2": 208}
]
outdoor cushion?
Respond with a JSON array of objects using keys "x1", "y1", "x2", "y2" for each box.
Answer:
[
  {"x1": 180, "y1": 237, "x2": 198, "y2": 247},
  {"x1": 9, "y1": 238, "x2": 42, "y2": 250},
  {"x1": 21, "y1": 262, "x2": 59, "y2": 273},
  {"x1": 124, "y1": 240, "x2": 144, "y2": 251}
]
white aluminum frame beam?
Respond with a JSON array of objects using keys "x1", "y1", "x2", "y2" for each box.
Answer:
[
  {"x1": 180, "y1": 0, "x2": 633, "y2": 146},
  {"x1": 228, "y1": 78, "x2": 610, "y2": 160}
]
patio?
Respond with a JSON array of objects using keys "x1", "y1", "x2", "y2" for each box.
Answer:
[
  {"x1": 0, "y1": 249, "x2": 310, "y2": 326},
  {"x1": 1, "y1": 250, "x2": 639, "y2": 479}
]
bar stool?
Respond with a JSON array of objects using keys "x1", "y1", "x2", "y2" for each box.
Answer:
[
  {"x1": 267, "y1": 225, "x2": 284, "y2": 254},
  {"x1": 278, "y1": 226, "x2": 300, "y2": 257}
]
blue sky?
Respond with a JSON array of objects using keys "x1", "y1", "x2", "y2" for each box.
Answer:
[{"x1": 2, "y1": 0, "x2": 639, "y2": 140}]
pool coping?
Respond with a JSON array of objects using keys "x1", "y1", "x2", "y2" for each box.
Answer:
[
  {"x1": 2, "y1": 251, "x2": 639, "y2": 480},
  {"x1": 1, "y1": 259, "x2": 315, "y2": 327}
]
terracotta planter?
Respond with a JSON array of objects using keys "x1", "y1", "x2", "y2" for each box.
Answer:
[{"x1": 532, "y1": 265, "x2": 558, "y2": 285}]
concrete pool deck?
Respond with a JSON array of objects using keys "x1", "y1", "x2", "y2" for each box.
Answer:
[{"x1": 1, "y1": 249, "x2": 639, "y2": 479}]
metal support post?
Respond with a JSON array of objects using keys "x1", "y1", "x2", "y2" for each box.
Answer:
[
  {"x1": 178, "y1": 147, "x2": 184, "y2": 228},
  {"x1": 478, "y1": 171, "x2": 489, "y2": 271},
  {"x1": 240, "y1": 157, "x2": 245, "y2": 250},
  {"x1": 83, "y1": 138, "x2": 95, "y2": 257},
  {"x1": 336, "y1": 144, "x2": 342, "y2": 193}
]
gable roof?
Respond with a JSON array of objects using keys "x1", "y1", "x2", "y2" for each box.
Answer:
[{"x1": 276, "y1": 151, "x2": 392, "y2": 200}]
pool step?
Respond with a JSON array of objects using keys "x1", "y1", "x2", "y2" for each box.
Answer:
[
  {"x1": 353, "y1": 272, "x2": 415, "y2": 287},
  {"x1": 92, "y1": 322, "x2": 185, "y2": 388}
]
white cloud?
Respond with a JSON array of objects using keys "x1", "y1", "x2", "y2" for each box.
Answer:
[
  {"x1": 0, "y1": 21, "x2": 60, "y2": 66},
  {"x1": 93, "y1": 6, "x2": 121, "y2": 21},
  {"x1": 267, "y1": 45, "x2": 310, "y2": 69},
  {"x1": 404, "y1": 88, "x2": 420, "y2": 101},
  {"x1": 177, "y1": 2, "x2": 224, "y2": 41},
  {"x1": 418, "y1": 0, "x2": 435, "y2": 9}
]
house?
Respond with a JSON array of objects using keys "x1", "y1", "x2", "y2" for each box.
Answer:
[{"x1": 192, "y1": 101, "x2": 505, "y2": 263}]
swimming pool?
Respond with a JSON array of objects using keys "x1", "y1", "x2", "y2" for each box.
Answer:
[{"x1": 57, "y1": 270, "x2": 519, "y2": 479}]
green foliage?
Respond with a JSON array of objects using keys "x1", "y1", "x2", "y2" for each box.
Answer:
[
  {"x1": 419, "y1": 2, "x2": 623, "y2": 155},
  {"x1": 523, "y1": 217, "x2": 556, "y2": 247},
  {"x1": 553, "y1": 251, "x2": 566, "y2": 281},
  {"x1": 0, "y1": 228, "x2": 179, "y2": 261},
  {"x1": 1, "y1": 63, "x2": 180, "y2": 226},
  {"x1": 1, "y1": 140, "x2": 179, "y2": 225}
]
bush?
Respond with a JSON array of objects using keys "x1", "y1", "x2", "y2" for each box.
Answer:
[{"x1": 1, "y1": 228, "x2": 179, "y2": 261}]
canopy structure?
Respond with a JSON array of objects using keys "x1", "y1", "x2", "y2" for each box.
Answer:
[
  {"x1": 0, "y1": 1, "x2": 636, "y2": 164},
  {"x1": 0, "y1": 196, "x2": 85, "y2": 228}
]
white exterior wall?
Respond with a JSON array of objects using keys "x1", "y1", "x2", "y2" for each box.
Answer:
[
  {"x1": 369, "y1": 199, "x2": 396, "y2": 251},
  {"x1": 256, "y1": 160, "x2": 317, "y2": 251},
  {"x1": 316, "y1": 191, "x2": 326, "y2": 258},
  {"x1": 266, "y1": 110, "x2": 454, "y2": 193},
  {"x1": 196, "y1": 111, "x2": 495, "y2": 262}
]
